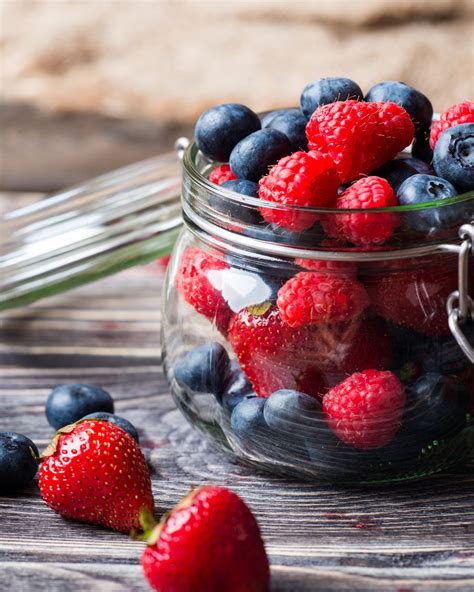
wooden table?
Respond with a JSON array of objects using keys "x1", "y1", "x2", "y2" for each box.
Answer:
[{"x1": 1, "y1": 193, "x2": 474, "y2": 592}]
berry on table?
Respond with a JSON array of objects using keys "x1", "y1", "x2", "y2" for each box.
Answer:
[
  {"x1": 430, "y1": 100, "x2": 474, "y2": 149},
  {"x1": 195, "y1": 103, "x2": 261, "y2": 161},
  {"x1": 140, "y1": 486, "x2": 270, "y2": 592},
  {"x1": 365, "y1": 81, "x2": 433, "y2": 135},
  {"x1": 175, "y1": 247, "x2": 232, "y2": 334},
  {"x1": 0, "y1": 433, "x2": 38, "y2": 494},
  {"x1": 306, "y1": 100, "x2": 415, "y2": 183},
  {"x1": 432, "y1": 123, "x2": 474, "y2": 192},
  {"x1": 81, "y1": 411, "x2": 140, "y2": 442},
  {"x1": 173, "y1": 342, "x2": 231, "y2": 398},
  {"x1": 39, "y1": 420, "x2": 154, "y2": 532},
  {"x1": 397, "y1": 174, "x2": 459, "y2": 233},
  {"x1": 323, "y1": 176, "x2": 399, "y2": 246},
  {"x1": 45, "y1": 383, "x2": 114, "y2": 430},
  {"x1": 323, "y1": 369, "x2": 406, "y2": 449},
  {"x1": 258, "y1": 150, "x2": 340, "y2": 231},
  {"x1": 229, "y1": 128, "x2": 292, "y2": 181},
  {"x1": 300, "y1": 77, "x2": 363, "y2": 119},
  {"x1": 209, "y1": 164, "x2": 237, "y2": 185},
  {"x1": 263, "y1": 108, "x2": 308, "y2": 152},
  {"x1": 277, "y1": 271, "x2": 369, "y2": 328}
]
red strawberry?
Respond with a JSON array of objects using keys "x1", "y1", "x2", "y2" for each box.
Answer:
[
  {"x1": 306, "y1": 100, "x2": 414, "y2": 183},
  {"x1": 209, "y1": 163, "x2": 237, "y2": 185},
  {"x1": 176, "y1": 247, "x2": 232, "y2": 334},
  {"x1": 323, "y1": 176, "x2": 399, "y2": 247},
  {"x1": 258, "y1": 150, "x2": 340, "y2": 230},
  {"x1": 364, "y1": 255, "x2": 460, "y2": 336},
  {"x1": 228, "y1": 304, "x2": 324, "y2": 398},
  {"x1": 430, "y1": 101, "x2": 474, "y2": 149},
  {"x1": 323, "y1": 369, "x2": 406, "y2": 449},
  {"x1": 140, "y1": 485, "x2": 270, "y2": 592},
  {"x1": 277, "y1": 272, "x2": 369, "y2": 328},
  {"x1": 39, "y1": 420, "x2": 154, "y2": 533}
]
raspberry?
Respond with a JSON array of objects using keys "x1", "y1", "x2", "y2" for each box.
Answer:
[
  {"x1": 258, "y1": 151, "x2": 340, "y2": 231},
  {"x1": 277, "y1": 272, "x2": 369, "y2": 328},
  {"x1": 176, "y1": 247, "x2": 232, "y2": 334},
  {"x1": 323, "y1": 369, "x2": 406, "y2": 449},
  {"x1": 364, "y1": 255, "x2": 461, "y2": 336},
  {"x1": 295, "y1": 258, "x2": 357, "y2": 277},
  {"x1": 209, "y1": 164, "x2": 237, "y2": 186},
  {"x1": 227, "y1": 305, "x2": 324, "y2": 398},
  {"x1": 323, "y1": 176, "x2": 399, "y2": 246},
  {"x1": 429, "y1": 101, "x2": 474, "y2": 149},
  {"x1": 306, "y1": 101, "x2": 414, "y2": 183}
]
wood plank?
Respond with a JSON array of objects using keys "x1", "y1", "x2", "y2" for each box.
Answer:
[{"x1": 1, "y1": 193, "x2": 474, "y2": 591}]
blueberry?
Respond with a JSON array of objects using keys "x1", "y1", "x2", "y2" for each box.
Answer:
[
  {"x1": 210, "y1": 180, "x2": 262, "y2": 226},
  {"x1": 397, "y1": 174, "x2": 459, "y2": 233},
  {"x1": 195, "y1": 103, "x2": 261, "y2": 162},
  {"x1": 300, "y1": 77, "x2": 363, "y2": 119},
  {"x1": 0, "y1": 433, "x2": 38, "y2": 493},
  {"x1": 433, "y1": 123, "x2": 474, "y2": 192},
  {"x1": 46, "y1": 384, "x2": 114, "y2": 430},
  {"x1": 246, "y1": 222, "x2": 321, "y2": 247},
  {"x1": 81, "y1": 412, "x2": 140, "y2": 442},
  {"x1": 403, "y1": 157, "x2": 433, "y2": 175},
  {"x1": 422, "y1": 322, "x2": 474, "y2": 374},
  {"x1": 229, "y1": 129, "x2": 291, "y2": 182},
  {"x1": 365, "y1": 81, "x2": 433, "y2": 135},
  {"x1": 374, "y1": 159, "x2": 421, "y2": 193},
  {"x1": 411, "y1": 134, "x2": 433, "y2": 164},
  {"x1": 220, "y1": 360, "x2": 255, "y2": 412},
  {"x1": 261, "y1": 108, "x2": 300, "y2": 128},
  {"x1": 221, "y1": 179, "x2": 259, "y2": 198},
  {"x1": 404, "y1": 373, "x2": 469, "y2": 443},
  {"x1": 263, "y1": 109, "x2": 308, "y2": 152},
  {"x1": 173, "y1": 342, "x2": 231, "y2": 397},
  {"x1": 264, "y1": 389, "x2": 322, "y2": 434},
  {"x1": 231, "y1": 397, "x2": 267, "y2": 440}
]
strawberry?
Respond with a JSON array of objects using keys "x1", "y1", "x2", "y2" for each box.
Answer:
[
  {"x1": 306, "y1": 100, "x2": 414, "y2": 183},
  {"x1": 175, "y1": 247, "x2": 232, "y2": 334},
  {"x1": 227, "y1": 304, "x2": 324, "y2": 398},
  {"x1": 39, "y1": 420, "x2": 154, "y2": 533},
  {"x1": 139, "y1": 485, "x2": 270, "y2": 592}
]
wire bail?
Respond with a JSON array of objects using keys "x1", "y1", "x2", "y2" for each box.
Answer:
[{"x1": 446, "y1": 222, "x2": 474, "y2": 363}]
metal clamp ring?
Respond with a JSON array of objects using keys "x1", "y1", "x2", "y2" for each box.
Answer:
[{"x1": 446, "y1": 222, "x2": 474, "y2": 363}]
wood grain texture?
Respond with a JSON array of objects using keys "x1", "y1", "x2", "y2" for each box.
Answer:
[{"x1": 1, "y1": 193, "x2": 474, "y2": 592}]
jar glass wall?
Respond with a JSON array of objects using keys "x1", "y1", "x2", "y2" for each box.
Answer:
[{"x1": 162, "y1": 143, "x2": 474, "y2": 485}]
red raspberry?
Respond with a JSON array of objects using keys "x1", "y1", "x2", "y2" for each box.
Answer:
[
  {"x1": 323, "y1": 176, "x2": 399, "y2": 247},
  {"x1": 228, "y1": 305, "x2": 325, "y2": 398},
  {"x1": 258, "y1": 151, "x2": 340, "y2": 231},
  {"x1": 176, "y1": 247, "x2": 232, "y2": 334},
  {"x1": 306, "y1": 101, "x2": 414, "y2": 183},
  {"x1": 364, "y1": 255, "x2": 460, "y2": 336},
  {"x1": 277, "y1": 272, "x2": 369, "y2": 328},
  {"x1": 323, "y1": 369, "x2": 406, "y2": 449},
  {"x1": 209, "y1": 164, "x2": 237, "y2": 185},
  {"x1": 429, "y1": 101, "x2": 474, "y2": 149},
  {"x1": 295, "y1": 257, "x2": 357, "y2": 277}
]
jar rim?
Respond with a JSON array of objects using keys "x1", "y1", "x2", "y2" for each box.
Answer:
[{"x1": 183, "y1": 141, "x2": 474, "y2": 215}]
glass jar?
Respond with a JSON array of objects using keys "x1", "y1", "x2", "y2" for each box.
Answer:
[{"x1": 162, "y1": 142, "x2": 474, "y2": 485}]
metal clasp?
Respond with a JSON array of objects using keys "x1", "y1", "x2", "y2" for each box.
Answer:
[{"x1": 446, "y1": 222, "x2": 474, "y2": 363}]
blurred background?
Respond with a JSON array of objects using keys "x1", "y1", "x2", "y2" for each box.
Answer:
[{"x1": 1, "y1": 0, "x2": 473, "y2": 192}]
